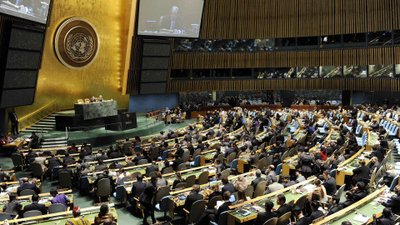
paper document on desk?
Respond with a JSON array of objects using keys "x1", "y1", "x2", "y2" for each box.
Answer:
[{"x1": 353, "y1": 214, "x2": 369, "y2": 223}]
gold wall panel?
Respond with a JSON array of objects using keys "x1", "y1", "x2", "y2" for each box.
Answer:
[{"x1": 17, "y1": 0, "x2": 135, "y2": 117}]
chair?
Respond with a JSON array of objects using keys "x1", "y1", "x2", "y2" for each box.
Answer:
[
  {"x1": 177, "y1": 163, "x2": 187, "y2": 171},
  {"x1": 275, "y1": 163, "x2": 282, "y2": 176},
  {"x1": 277, "y1": 211, "x2": 291, "y2": 225},
  {"x1": 20, "y1": 189, "x2": 36, "y2": 196},
  {"x1": 197, "y1": 171, "x2": 209, "y2": 185},
  {"x1": 192, "y1": 149, "x2": 202, "y2": 159},
  {"x1": 155, "y1": 187, "x2": 170, "y2": 204},
  {"x1": 192, "y1": 155, "x2": 201, "y2": 167},
  {"x1": 184, "y1": 200, "x2": 206, "y2": 224},
  {"x1": 390, "y1": 175, "x2": 399, "y2": 191},
  {"x1": 226, "y1": 152, "x2": 236, "y2": 166},
  {"x1": 23, "y1": 210, "x2": 42, "y2": 218},
  {"x1": 162, "y1": 167, "x2": 174, "y2": 174},
  {"x1": 31, "y1": 163, "x2": 44, "y2": 180},
  {"x1": 207, "y1": 195, "x2": 223, "y2": 210},
  {"x1": 115, "y1": 185, "x2": 127, "y2": 205},
  {"x1": 59, "y1": 171, "x2": 72, "y2": 189},
  {"x1": 182, "y1": 151, "x2": 191, "y2": 162},
  {"x1": 216, "y1": 211, "x2": 228, "y2": 225},
  {"x1": 254, "y1": 181, "x2": 267, "y2": 197},
  {"x1": 48, "y1": 203, "x2": 67, "y2": 213},
  {"x1": 80, "y1": 177, "x2": 90, "y2": 195},
  {"x1": 220, "y1": 169, "x2": 231, "y2": 180},
  {"x1": 185, "y1": 175, "x2": 196, "y2": 188},
  {"x1": 137, "y1": 159, "x2": 148, "y2": 165},
  {"x1": 11, "y1": 153, "x2": 24, "y2": 170},
  {"x1": 329, "y1": 169, "x2": 337, "y2": 179},
  {"x1": 293, "y1": 194, "x2": 308, "y2": 210},
  {"x1": 257, "y1": 157, "x2": 268, "y2": 171},
  {"x1": 155, "y1": 195, "x2": 172, "y2": 221},
  {"x1": 335, "y1": 184, "x2": 346, "y2": 203},
  {"x1": 263, "y1": 217, "x2": 278, "y2": 225},
  {"x1": 230, "y1": 159, "x2": 239, "y2": 171},
  {"x1": 96, "y1": 178, "x2": 112, "y2": 202},
  {"x1": 244, "y1": 185, "x2": 254, "y2": 198},
  {"x1": 174, "y1": 182, "x2": 187, "y2": 190},
  {"x1": 217, "y1": 153, "x2": 225, "y2": 163}
]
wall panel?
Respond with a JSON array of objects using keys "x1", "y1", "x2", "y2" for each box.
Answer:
[
  {"x1": 199, "y1": 0, "x2": 397, "y2": 39},
  {"x1": 167, "y1": 79, "x2": 400, "y2": 92}
]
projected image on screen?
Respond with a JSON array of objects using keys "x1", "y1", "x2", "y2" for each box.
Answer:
[
  {"x1": 0, "y1": 0, "x2": 51, "y2": 24},
  {"x1": 138, "y1": 0, "x2": 204, "y2": 38}
]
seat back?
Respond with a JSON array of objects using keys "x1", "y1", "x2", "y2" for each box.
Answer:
[
  {"x1": 293, "y1": 194, "x2": 308, "y2": 210},
  {"x1": 188, "y1": 200, "x2": 206, "y2": 223},
  {"x1": 275, "y1": 163, "x2": 283, "y2": 175},
  {"x1": 220, "y1": 169, "x2": 231, "y2": 180},
  {"x1": 177, "y1": 163, "x2": 187, "y2": 171},
  {"x1": 257, "y1": 157, "x2": 268, "y2": 171},
  {"x1": 155, "y1": 186, "x2": 170, "y2": 203},
  {"x1": 218, "y1": 211, "x2": 229, "y2": 225},
  {"x1": 226, "y1": 152, "x2": 236, "y2": 164},
  {"x1": 174, "y1": 182, "x2": 187, "y2": 189},
  {"x1": 254, "y1": 181, "x2": 267, "y2": 197},
  {"x1": 263, "y1": 217, "x2": 278, "y2": 225},
  {"x1": 277, "y1": 212, "x2": 291, "y2": 225},
  {"x1": 11, "y1": 153, "x2": 23, "y2": 168},
  {"x1": 48, "y1": 203, "x2": 67, "y2": 213},
  {"x1": 20, "y1": 189, "x2": 36, "y2": 196},
  {"x1": 30, "y1": 163, "x2": 44, "y2": 178},
  {"x1": 198, "y1": 171, "x2": 209, "y2": 185},
  {"x1": 96, "y1": 178, "x2": 112, "y2": 197},
  {"x1": 137, "y1": 159, "x2": 148, "y2": 165},
  {"x1": 23, "y1": 210, "x2": 42, "y2": 218},
  {"x1": 185, "y1": 175, "x2": 196, "y2": 187},
  {"x1": 335, "y1": 184, "x2": 346, "y2": 202},
  {"x1": 390, "y1": 175, "x2": 399, "y2": 191},
  {"x1": 162, "y1": 167, "x2": 174, "y2": 174},
  {"x1": 59, "y1": 171, "x2": 72, "y2": 189},
  {"x1": 192, "y1": 149, "x2": 202, "y2": 159},
  {"x1": 208, "y1": 195, "x2": 223, "y2": 209},
  {"x1": 115, "y1": 185, "x2": 127, "y2": 204},
  {"x1": 244, "y1": 185, "x2": 254, "y2": 198},
  {"x1": 182, "y1": 151, "x2": 190, "y2": 162}
]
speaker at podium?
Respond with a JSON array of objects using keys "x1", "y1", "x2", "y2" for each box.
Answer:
[{"x1": 104, "y1": 112, "x2": 137, "y2": 131}]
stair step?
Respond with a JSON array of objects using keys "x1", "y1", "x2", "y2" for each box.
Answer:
[
  {"x1": 23, "y1": 129, "x2": 48, "y2": 133},
  {"x1": 36, "y1": 121, "x2": 56, "y2": 125},
  {"x1": 41, "y1": 140, "x2": 68, "y2": 144},
  {"x1": 41, "y1": 118, "x2": 56, "y2": 122},
  {"x1": 40, "y1": 144, "x2": 67, "y2": 148},
  {"x1": 43, "y1": 137, "x2": 68, "y2": 141},
  {"x1": 31, "y1": 124, "x2": 55, "y2": 128}
]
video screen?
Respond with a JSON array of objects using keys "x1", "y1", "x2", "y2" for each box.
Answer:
[
  {"x1": 137, "y1": 0, "x2": 205, "y2": 38},
  {"x1": 0, "y1": 0, "x2": 51, "y2": 24}
]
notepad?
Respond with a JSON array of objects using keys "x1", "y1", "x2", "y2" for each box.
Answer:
[{"x1": 353, "y1": 214, "x2": 369, "y2": 223}]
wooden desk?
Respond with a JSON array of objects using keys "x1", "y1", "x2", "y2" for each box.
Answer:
[
  {"x1": 312, "y1": 186, "x2": 386, "y2": 225},
  {"x1": 0, "y1": 204, "x2": 117, "y2": 225},
  {"x1": 228, "y1": 177, "x2": 316, "y2": 224}
]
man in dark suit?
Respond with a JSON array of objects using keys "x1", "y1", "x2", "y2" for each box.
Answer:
[
  {"x1": 275, "y1": 194, "x2": 292, "y2": 217},
  {"x1": 23, "y1": 194, "x2": 47, "y2": 215},
  {"x1": 352, "y1": 160, "x2": 370, "y2": 184},
  {"x1": 17, "y1": 178, "x2": 40, "y2": 195},
  {"x1": 251, "y1": 170, "x2": 265, "y2": 188},
  {"x1": 184, "y1": 185, "x2": 203, "y2": 212},
  {"x1": 131, "y1": 174, "x2": 147, "y2": 198},
  {"x1": 28, "y1": 132, "x2": 40, "y2": 149},
  {"x1": 255, "y1": 200, "x2": 276, "y2": 225},
  {"x1": 159, "y1": 6, "x2": 185, "y2": 31},
  {"x1": 8, "y1": 110, "x2": 19, "y2": 135},
  {"x1": 382, "y1": 186, "x2": 400, "y2": 215},
  {"x1": 322, "y1": 170, "x2": 337, "y2": 196},
  {"x1": 221, "y1": 178, "x2": 235, "y2": 194}
]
